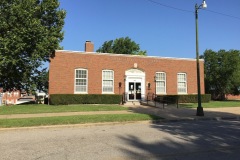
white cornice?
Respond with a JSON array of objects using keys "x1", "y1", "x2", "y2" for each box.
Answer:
[{"x1": 55, "y1": 50, "x2": 204, "y2": 61}]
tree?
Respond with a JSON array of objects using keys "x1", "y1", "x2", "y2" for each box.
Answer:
[
  {"x1": 0, "y1": 0, "x2": 66, "y2": 92},
  {"x1": 31, "y1": 69, "x2": 49, "y2": 93},
  {"x1": 97, "y1": 37, "x2": 147, "y2": 55},
  {"x1": 203, "y1": 49, "x2": 240, "y2": 100}
]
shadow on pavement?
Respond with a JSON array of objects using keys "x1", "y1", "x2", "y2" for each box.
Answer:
[{"x1": 117, "y1": 120, "x2": 240, "y2": 160}]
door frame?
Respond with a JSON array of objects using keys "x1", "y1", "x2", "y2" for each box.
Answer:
[{"x1": 125, "y1": 69, "x2": 145, "y2": 101}]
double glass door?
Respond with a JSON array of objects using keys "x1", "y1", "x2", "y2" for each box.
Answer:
[{"x1": 128, "y1": 82, "x2": 141, "y2": 100}]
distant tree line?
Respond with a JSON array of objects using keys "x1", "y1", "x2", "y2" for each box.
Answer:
[{"x1": 201, "y1": 49, "x2": 240, "y2": 100}]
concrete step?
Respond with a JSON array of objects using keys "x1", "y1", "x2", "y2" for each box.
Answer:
[
  {"x1": 124, "y1": 101, "x2": 141, "y2": 106},
  {"x1": 141, "y1": 100, "x2": 164, "y2": 108}
]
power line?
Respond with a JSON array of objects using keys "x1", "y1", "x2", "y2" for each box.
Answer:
[
  {"x1": 146, "y1": 0, "x2": 193, "y2": 13},
  {"x1": 146, "y1": 0, "x2": 240, "y2": 21},
  {"x1": 204, "y1": 9, "x2": 240, "y2": 20}
]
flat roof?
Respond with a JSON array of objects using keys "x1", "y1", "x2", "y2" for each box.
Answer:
[{"x1": 55, "y1": 50, "x2": 204, "y2": 61}]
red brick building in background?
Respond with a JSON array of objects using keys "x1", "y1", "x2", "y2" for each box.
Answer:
[
  {"x1": 0, "y1": 89, "x2": 21, "y2": 105},
  {"x1": 49, "y1": 41, "x2": 205, "y2": 102}
]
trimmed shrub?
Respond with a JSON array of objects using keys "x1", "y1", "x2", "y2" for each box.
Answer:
[
  {"x1": 155, "y1": 94, "x2": 211, "y2": 104},
  {"x1": 178, "y1": 94, "x2": 211, "y2": 103},
  {"x1": 49, "y1": 94, "x2": 122, "y2": 105}
]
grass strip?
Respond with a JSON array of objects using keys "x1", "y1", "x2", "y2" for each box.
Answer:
[
  {"x1": 0, "y1": 114, "x2": 163, "y2": 128},
  {"x1": 180, "y1": 100, "x2": 240, "y2": 108},
  {"x1": 0, "y1": 104, "x2": 127, "y2": 115}
]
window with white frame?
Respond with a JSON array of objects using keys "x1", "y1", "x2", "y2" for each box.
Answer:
[
  {"x1": 155, "y1": 72, "x2": 166, "y2": 94},
  {"x1": 102, "y1": 70, "x2": 114, "y2": 93},
  {"x1": 75, "y1": 69, "x2": 88, "y2": 93},
  {"x1": 177, "y1": 73, "x2": 187, "y2": 94}
]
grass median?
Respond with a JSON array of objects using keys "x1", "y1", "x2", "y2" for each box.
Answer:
[
  {"x1": 0, "y1": 104, "x2": 128, "y2": 115},
  {"x1": 0, "y1": 114, "x2": 162, "y2": 128},
  {"x1": 180, "y1": 100, "x2": 240, "y2": 108}
]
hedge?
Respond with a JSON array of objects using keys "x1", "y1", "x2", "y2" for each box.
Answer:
[
  {"x1": 155, "y1": 94, "x2": 211, "y2": 104},
  {"x1": 49, "y1": 94, "x2": 122, "y2": 105}
]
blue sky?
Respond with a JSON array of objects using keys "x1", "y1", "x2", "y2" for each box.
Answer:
[{"x1": 58, "y1": 0, "x2": 240, "y2": 59}]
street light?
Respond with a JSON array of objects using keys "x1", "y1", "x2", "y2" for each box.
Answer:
[{"x1": 195, "y1": 0, "x2": 207, "y2": 116}]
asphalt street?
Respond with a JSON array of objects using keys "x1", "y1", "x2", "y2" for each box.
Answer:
[{"x1": 0, "y1": 120, "x2": 240, "y2": 160}]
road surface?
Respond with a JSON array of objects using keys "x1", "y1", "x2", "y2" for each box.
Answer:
[{"x1": 0, "y1": 120, "x2": 240, "y2": 160}]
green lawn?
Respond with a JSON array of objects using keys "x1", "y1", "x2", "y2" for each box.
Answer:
[
  {"x1": 1, "y1": 101, "x2": 238, "y2": 128},
  {"x1": 0, "y1": 114, "x2": 162, "y2": 128},
  {"x1": 0, "y1": 104, "x2": 128, "y2": 115},
  {"x1": 180, "y1": 100, "x2": 240, "y2": 108}
]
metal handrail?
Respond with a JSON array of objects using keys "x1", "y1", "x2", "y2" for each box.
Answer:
[
  {"x1": 147, "y1": 92, "x2": 155, "y2": 102},
  {"x1": 122, "y1": 92, "x2": 127, "y2": 104},
  {"x1": 154, "y1": 95, "x2": 179, "y2": 109}
]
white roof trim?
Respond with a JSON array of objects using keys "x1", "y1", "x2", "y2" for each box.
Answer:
[{"x1": 55, "y1": 50, "x2": 204, "y2": 61}]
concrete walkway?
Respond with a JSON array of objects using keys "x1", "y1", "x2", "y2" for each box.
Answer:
[
  {"x1": 129, "y1": 105, "x2": 240, "y2": 121},
  {"x1": 0, "y1": 104, "x2": 239, "y2": 121}
]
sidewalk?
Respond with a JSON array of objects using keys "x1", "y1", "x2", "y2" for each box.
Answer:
[
  {"x1": 128, "y1": 105, "x2": 240, "y2": 121},
  {"x1": 0, "y1": 105, "x2": 239, "y2": 121}
]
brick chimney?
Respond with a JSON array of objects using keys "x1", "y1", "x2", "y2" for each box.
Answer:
[{"x1": 85, "y1": 41, "x2": 94, "y2": 52}]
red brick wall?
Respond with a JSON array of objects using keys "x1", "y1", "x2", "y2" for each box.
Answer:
[
  {"x1": 49, "y1": 51, "x2": 205, "y2": 96},
  {"x1": 226, "y1": 94, "x2": 240, "y2": 100},
  {"x1": 85, "y1": 41, "x2": 94, "y2": 52}
]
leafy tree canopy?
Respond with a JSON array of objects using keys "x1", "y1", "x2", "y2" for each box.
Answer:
[
  {"x1": 0, "y1": 0, "x2": 66, "y2": 93},
  {"x1": 96, "y1": 37, "x2": 147, "y2": 55},
  {"x1": 203, "y1": 49, "x2": 240, "y2": 100}
]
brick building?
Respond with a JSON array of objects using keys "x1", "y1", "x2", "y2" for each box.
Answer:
[
  {"x1": 49, "y1": 41, "x2": 205, "y2": 102},
  {"x1": 0, "y1": 90, "x2": 21, "y2": 105}
]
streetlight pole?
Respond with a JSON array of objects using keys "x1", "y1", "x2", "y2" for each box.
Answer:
[{"x1": 195, "y1": 0, "x2": 207, "y2": 116}]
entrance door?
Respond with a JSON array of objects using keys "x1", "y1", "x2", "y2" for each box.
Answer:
[
  {"x1": 128, "y1": 82, "x2": 141, "y2": 101},
  {"x1": 125, "y1": 69, "x2": 146, "y2": 101}
]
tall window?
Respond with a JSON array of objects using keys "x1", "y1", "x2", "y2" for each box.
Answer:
[
  {"x1": 177, "y1": 73, "x2": 187, "y2": 94},
  {"x1": 102, "y1": 70, "x2": 114, "y2": 93},
  {"x1": 155, "y1": 72, "x2": 166, "y2": 94},
  {"x1": 75, "y1": 69, "x2": 88, "y2": 93}
]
